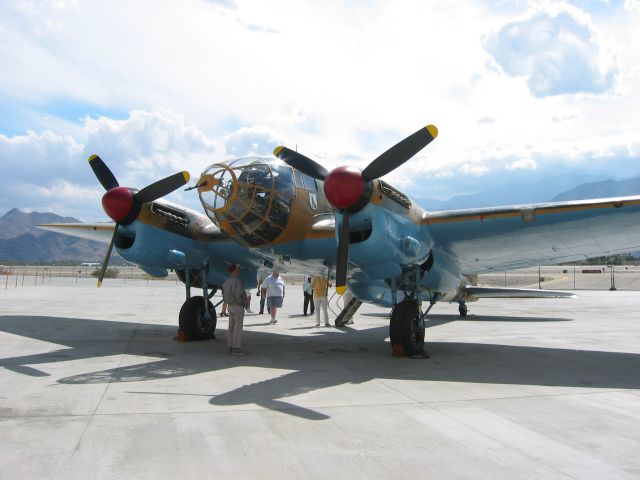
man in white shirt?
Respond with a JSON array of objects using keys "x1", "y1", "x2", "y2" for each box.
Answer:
[
  {"x1": 261, "y1": 270, "x2": 285, "y2": 324},
  {"x1": 303, "y1": 276, "x2": 314, "y2": 316}
]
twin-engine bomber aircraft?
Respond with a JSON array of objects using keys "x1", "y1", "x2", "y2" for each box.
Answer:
[{"x1": 39, "y1": 125, "x2": 640, "y2": 357}]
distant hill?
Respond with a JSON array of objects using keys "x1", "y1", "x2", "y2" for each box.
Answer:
[
  {"x1": 0, "y1": 209, "x2": 81, "y2": 240},
  {"x1": 551, "y1": 176, "x2": 640, "y2": 201},
  {"x1": 0, "y1": 208, "x2": 108, "y2": 263},
  {"x1": 416, "y1": 173, "x2": 610, "y2": 210},
  {"x1": 416, "y1": 173, "x2": 640, "y2": 210}
]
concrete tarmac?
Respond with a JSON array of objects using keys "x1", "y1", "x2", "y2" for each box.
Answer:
[{"x1": 1, "y1": 279, "x2": 639, "y2": 479}]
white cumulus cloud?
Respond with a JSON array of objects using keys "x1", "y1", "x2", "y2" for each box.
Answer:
[
  {"x1": 0, "y1": 107, "x2": 294, "y2": 220},
  {"x1": 223, "y1": 126, "x2": 285, "y2": 157},
  {"x1": 1, "y1": 1, "x2": 640, "y2": 215},
  {"x1": 507, "y1": 157, "x2": 538, "y2": 170},
  {"x1": 83, "y1": 109, "x2": 222, "y2": 187},
  {"x1": 484, "y1": 4, "x2": 618, "y2": 96}
]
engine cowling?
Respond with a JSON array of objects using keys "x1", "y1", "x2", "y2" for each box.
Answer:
[{"x1": 347, "y1": 203, "x2": 433, "y2": 280}]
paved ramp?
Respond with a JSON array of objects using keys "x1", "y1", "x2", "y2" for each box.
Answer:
[{"x1": 1, "y1": 279, "x2": 639, "y2": 479}]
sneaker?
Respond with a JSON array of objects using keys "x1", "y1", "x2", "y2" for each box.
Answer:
[
  {"x1": 270, "y1": 318, "x2": 277, "y2": 324},
  {"x1": 246, "y1": 309, "x2": 253, "y2": 313},
  {"x1": 231, "y1": 348, "x2": 246, "y2": 356}
]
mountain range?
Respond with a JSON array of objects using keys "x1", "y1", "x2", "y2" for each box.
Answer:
[
  {"x1": 0, "y1": 209, "x2": 109, "y2": 263},
  {"x1": 1, "y1": 174, "x2": 639, "y2": 263},
  {"x1": 550, "y1": 176, "x2": 640, "y2": 202},
  {"x1": 415, "y1": 173, "x2": 640, "y2": 210}
]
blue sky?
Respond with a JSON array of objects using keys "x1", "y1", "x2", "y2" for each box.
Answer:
[{"x1": 1, "y1": 0, "x2": 639, "y2": 220}]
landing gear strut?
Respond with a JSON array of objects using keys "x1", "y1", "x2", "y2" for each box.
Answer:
[
  {"x1": 176, "y1": 269, "x2": 218, "y2": 340},
  {"x1": 389, "y1": 298, "x2": 428, "y2": 358},
  {"x1": 458, "y1": 302, "x2": 468, "y2": 318}
]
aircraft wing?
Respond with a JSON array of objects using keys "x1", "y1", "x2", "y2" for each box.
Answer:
[
  {"x1": 423, "y1": 196, "x2": 640, "y2": 273},
  {"x1": 465, "y1": 286, "x2": 575, "y2": 299},
  {"x1": 37, "y1": 223, "x2": 115, "y2": 244}
]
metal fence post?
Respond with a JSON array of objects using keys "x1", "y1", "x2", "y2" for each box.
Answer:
[{"x1": 609, "y1": 266, "x2": 616, "y2": 291}]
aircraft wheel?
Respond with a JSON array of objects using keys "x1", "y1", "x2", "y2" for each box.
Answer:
[
  {"x1": 459, "y1": 303, "x2": 468, "y2": 318},
  {"x1": 389, "y1": 298, "x2": 425, "y2": 357},
  {"x1": 179, "y1": 296, "x2": 216, "y2": 340}
]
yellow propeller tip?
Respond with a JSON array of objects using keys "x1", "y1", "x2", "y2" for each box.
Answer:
[
  {"x1": 336, "y1": 285, "x2": 347, "y2": 295},
  {"x1": 182, "y1": 171, "x2": 190, "y2": 183},
  {"x1": 426, "y1": 125, "x2": 438, "y2": 139},
  {"x1": 88, "y1": 154, "x2": 98, "y2": 162},
  {"x1": 273, "y1": 146, "x2": 284, "y2": 157}
]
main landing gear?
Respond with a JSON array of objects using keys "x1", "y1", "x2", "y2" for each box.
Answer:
[
  {"x1": 389, "y1": 298, "x2": 430, "y2": 359},
  {"x1": 179, "y1": 296, "x2": 216, "y2": 340},
  {"x1": 458, "y1": 302, "x2": 468, "y2": 318},
  {"x1": 176, "y1": 269, "x2": 219, "y2": 340}
]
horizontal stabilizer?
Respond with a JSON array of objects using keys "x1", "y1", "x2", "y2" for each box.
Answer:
[
  {"x1": 466, "y1": 286, "x2": 576, "y2": 299},
  {"x1": 36, "y1": 223, "x2": 116, "y2": 244}
]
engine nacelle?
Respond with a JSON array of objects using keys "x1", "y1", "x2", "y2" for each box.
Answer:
[
  {"x1": 114, "y1": 204, "x2": 214, "y2": 276},
  {"x1": 347, "y1": 204, "x2": 433, "y2": 280}
]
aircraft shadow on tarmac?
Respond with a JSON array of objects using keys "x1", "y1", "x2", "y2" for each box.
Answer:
[{"x1": 1, "y1": 314, "x2": 639, "y2": 420}]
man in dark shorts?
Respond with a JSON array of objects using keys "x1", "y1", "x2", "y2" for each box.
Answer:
[{"x1": 261, "y1": 269, "x2": 285, "y2": 325}]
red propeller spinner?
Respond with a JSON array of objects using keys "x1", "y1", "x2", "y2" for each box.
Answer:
[
  {"x1": 102, "y1": 187, "x2": 136, "y2": 223},
  {"x1": 323, "y1": 166, "x2": 367, "y2": 211}
]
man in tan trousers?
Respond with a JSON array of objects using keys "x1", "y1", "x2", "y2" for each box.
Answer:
[
  {"x1": 222, "y1": 264, "x2": 247, "y2": 355},
  {"x1": 311, "y1": 274, "x2": 331, "y2": 327}
]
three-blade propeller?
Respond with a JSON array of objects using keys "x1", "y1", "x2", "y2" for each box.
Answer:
[
  {"x1": 274, "y1": 125, "x2": 438, "y2": 293},
  {"x1": 88, "y1": 154, "x2": 190, "y2": 287}
]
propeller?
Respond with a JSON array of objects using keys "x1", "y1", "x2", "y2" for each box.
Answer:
[
  {"x1": 274, "y1": 125, "x2": 438, "y2": 293},
  {"x1": 88, "y1": 154, "x2": 190, "y2": 287},
  {"x1": 273, "y1": 146, "x2": 329, "y2": 180}
]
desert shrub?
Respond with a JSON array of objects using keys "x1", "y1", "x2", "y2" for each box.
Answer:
[{"x1": 91, "y1": 268, "x2": 119, "y2": 278}]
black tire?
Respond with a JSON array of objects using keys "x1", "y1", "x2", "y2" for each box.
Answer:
[
  {"x1": 389, "y1": 298, "x2": 425, "y2": 356},
  {"x1": 459, "y1": 303, "x2": 468, "y2": 318},
  {"x1": 179, "y1": 296, "x2": 216, "y2": 340}
]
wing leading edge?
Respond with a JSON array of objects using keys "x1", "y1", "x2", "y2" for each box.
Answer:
[{"x1": 37, "y1": 223, "x2": 116, "y2": 244}]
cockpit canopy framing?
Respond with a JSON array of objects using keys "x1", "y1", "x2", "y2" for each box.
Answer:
[{"x1": 197, "y1": 157, "x2": 296, "y2": 246}]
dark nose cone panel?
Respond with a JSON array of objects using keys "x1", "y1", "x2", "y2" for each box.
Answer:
[{"x1": 198, "y1": 157, "x2": 295, "y2": 246}]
